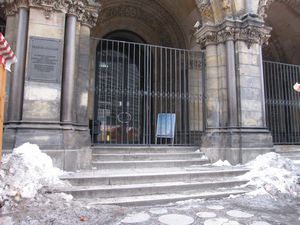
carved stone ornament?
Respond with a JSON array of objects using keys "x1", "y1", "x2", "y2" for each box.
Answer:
[
  {"x1": 257, "y1": 0, "x2": 274, "y2": 18},
  {"x1": 65, "y1": 0, "x2": 85, "y2": 17},
  {"x1": 81, "y1": 9, "x2": 98, "y2": 28},
  {"x1": 195, "y1": 0, "x2": 214, "y2": 23},
  {"x1": 195, "y1": 18, "x2": 271, "y2": 48},
  {"x1": 258, "y1": 0, "x2": 300, "y2": 19},
  {"x1": 0, "y1": 1, "x2": 18, "y2": 16}
]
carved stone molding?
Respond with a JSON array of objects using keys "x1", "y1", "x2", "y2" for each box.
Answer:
[
  {"x1": 65, "y1": 0, "x2": 85, "y2": 17},
  {"x1": 195, "y1": 18, "x2": 271, "y2": 48},
  {"x1": 258, "y1": 0, "x2": 300, "y2": 18},
  {"x1": 0, "y1": 0, "x2": 100, "y2": 20},
  {"x1": 195, "y1": 0, "x2": 214, "y2": 23},
  {"x1": 81, "y1": 9, "x2": 98, "y2": 28},
  {"x1": 99, "y1": 4, "x2": 173, "y2": 46}
]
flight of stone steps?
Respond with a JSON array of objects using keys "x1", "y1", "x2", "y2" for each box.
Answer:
[{"x1": 58, "y1": 147, "x2": 251, "y2": 206}]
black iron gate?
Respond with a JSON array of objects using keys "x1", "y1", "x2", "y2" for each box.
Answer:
[
  {"x1": 92, "y1": 39, "x2": 205, "y2": 145},
  {"x1": 264, "y1": 61, "x2": 300, "y2": 144}
]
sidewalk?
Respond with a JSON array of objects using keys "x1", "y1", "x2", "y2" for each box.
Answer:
[{"x1": 1, "y1": 192, "x2": 299, "y2": 225}]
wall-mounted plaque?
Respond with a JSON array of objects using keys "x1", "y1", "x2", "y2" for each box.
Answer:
[{"x1": 27, "y1": 36, "x2": 62, "y2": 83}]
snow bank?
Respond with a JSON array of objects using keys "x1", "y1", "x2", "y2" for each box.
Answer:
[
  {"x1": 0, "y1": 143, "x2": 65, "y2": 200},
  {"x1": 240, "y1": 152, "x2": 299, "y2": 197}
]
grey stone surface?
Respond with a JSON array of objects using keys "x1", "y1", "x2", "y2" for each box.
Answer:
[{"x1": 200, "y1": 129, "x2": 274, "y2": 164}]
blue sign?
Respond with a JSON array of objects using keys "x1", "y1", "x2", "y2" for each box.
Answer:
[{"x1": 156, "y1": 113, "x2": 176, "y2": 138}]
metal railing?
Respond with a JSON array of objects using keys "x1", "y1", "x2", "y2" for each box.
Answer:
[
  {"x1": 264, "y1": 61, "x2": 300, "y2": 144},
  {"x1": 92, "y1": 39, "x2": 205, "y2": 146}
]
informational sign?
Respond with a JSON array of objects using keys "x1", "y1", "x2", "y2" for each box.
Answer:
[
  {"x1": 156, "y1": 113, "x2": 176, "y2": 138},
  {"x1": 27, "y1": 36, "x2": 62, "y2": 83}
]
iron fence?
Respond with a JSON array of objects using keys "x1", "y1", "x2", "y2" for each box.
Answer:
[
  {"x1": 92, "y1": 39, "x2": 205, "y2": 145},
  {"x1": 264, "y1": 61, "x2": 300, "y2": 144}
]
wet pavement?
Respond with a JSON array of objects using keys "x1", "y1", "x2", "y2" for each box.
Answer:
[{"x1": 1, "y1": 192, "x2": 299, "y2": 225}]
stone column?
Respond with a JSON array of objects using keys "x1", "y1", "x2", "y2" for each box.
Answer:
[
  {"x1": 76, "y1": 10, "x2": 98, "y2": 125},
  {"x1": 195, "y1": 17, "x2": 273, "y2": 164},
  {"x1": 8, "y1": 6, "x2": 28, "y2": 122},
  {"x1": 225, "y1": 39, "x2": 238, "y2": 127},
  {"x1": 61, "y1": 14, "x2": 77, "y2": 123}
]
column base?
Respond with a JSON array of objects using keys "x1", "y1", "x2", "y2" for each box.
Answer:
[
  {"x1": 200, "y1": 128, "x2": 274, "y2": 165},
  {"x1": 3, "y1": 122, "x2": 92, "y2": 171}
]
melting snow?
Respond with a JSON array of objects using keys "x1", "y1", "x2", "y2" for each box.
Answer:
[
  {"x1": 239, "y1": 152, "x2": 299, "y2": 197},
  {"x1": 0, "y1": 143, "x2": 66, "y2": 200},
  {"x1": 226, "y1": 210, "x2": 254, "y2": 218},
  {"x1": 121, "y1": 212, "x2": 150, "y2": 224},
  {"x1": 149, "y1": 208, "x2": 168, "y2": 215},
  {"x1": 250, "y1": 222, "x2": 272, "y2": 225},
  {"x1": 158, "y1": 214, "x2": 194, "y2": 225},
  {"x1": 212, "y1": 160, "x2": 232, "y2": 167},
  {"x1": 206, "y1": 205, "x2": 225, "y2": 210},
  {"x1": 196, "y1": 212, "x2": 217, "y2": 218}
]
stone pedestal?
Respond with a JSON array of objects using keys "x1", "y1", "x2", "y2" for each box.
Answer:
[{"x1": 196, "y1": 16, "x2": 274, "y2": 164}]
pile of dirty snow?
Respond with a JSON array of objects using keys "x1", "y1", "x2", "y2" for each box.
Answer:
[
  {"x1": 240, "y1": 152, "x2": 299, "y2": 197},
  {"x1": 0, "y1": 143, "x2": 66, "y2": 202}
]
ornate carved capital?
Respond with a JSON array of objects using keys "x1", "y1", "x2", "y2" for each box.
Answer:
[
  {"x1": 236, "y1": 26, "x2": 271, "y2": 48},
  {"x1": 65, "y1": 0, "x2": 85, "y2": 18},
  {"x1": 195, "y1": 18, "x2": 271, "y2": 48},
  {"x1": 0, "y1": 1, "x2": 18, "y2": 16},
  {"x1": 81, "y1": 9, "x2": 98, "y2": 28}
]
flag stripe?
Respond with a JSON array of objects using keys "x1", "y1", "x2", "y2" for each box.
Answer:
[{"x1": 0, "y1": 32, "x2": 17, "y2": 71}]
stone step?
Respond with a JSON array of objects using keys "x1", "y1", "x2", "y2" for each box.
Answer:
[
  {"x1": 92, "y1": 152, "x2": 205, "y2": 161},
  {"x1": 61, "y1": 168, "x2": 249, "y2": 186},
  {"x1": 282, "y1": 155, "x2": 300, "y2": 161},
  {"x1": 57, "y1": 179, "x2": 248, "y2": 199},
  {"x1": 277, "y1": 150, "x2": 300, "y2": 156},
  {"x1": 91, "y1": 159, "x2": 209, "y2": 170},
  {"x1": 86, "y1": 189, "x2": 248, "y2": 206},
  {"x1": 92, "y1": 146, "x2": 199, "y2": 154}
]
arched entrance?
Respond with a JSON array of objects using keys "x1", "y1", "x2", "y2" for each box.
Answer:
[{"x1": 92, "y1": 31, "x2": 205, "y2": 145}]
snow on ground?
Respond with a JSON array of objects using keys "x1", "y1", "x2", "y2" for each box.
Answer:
[
  {"x1": 212, "y1": 160, "x2": 232, "y2": 167},
  {"x1": 0, "y1": 143, "x2": 69, "y2": 212},
  {"x1": 239, "y1": 152, "x2": 300, "y2": 197}
]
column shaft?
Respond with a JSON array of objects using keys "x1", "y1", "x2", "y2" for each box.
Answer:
[
  {"x1": 8, "y1": 7, "x2": 28, "y2": 122},
  {"x1": 226, "y1": 40, "x2": 238, "y2": 127},
  {"x1": 61, "y1": 14, "x2": 77, "y2": 123}
]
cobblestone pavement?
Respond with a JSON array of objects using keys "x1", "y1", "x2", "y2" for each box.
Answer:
[{"x1": 1, "y1": 193, "x2": 300, "y2": 225}]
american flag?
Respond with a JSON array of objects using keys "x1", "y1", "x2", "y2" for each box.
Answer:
[{"x1": 0, "y1": 32, "x2": 17, "y2": 71}]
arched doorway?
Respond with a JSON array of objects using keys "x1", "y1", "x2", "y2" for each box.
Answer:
[{"x1": 92, "y1": 31, "x2": 205, "y2": 146}]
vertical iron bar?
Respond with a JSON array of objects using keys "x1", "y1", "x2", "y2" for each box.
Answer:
[
  {"x1": 174, "y1": 50, "x2": 178, "y2": 145},
  {"x1": 160, "y1": 48, "x2": 163, "y2": 144},
  {"x1": 170, "y1": 48, "x2": 173, "y2": 145},
  {"x1": 183, "y1": 50, "x2": 187, "y2": 144},
  {"x1": 154, "y1": 47, "x2": 157, "y2": 144},
  {"x1": 149, "y1": 46, "x2": 152, "y2": 144},
  {"x1": 133, "y1": 43, "x2": 136, "y2": 144},
  {"x1": 179, "y1": 50, "x2": 182, "y2": 145},
  {"x1": 104, "y1": 41, "x2": 109, "y2": 144},
  {"x1": 143, "y1": 45, "x2": 146, "y2": 144},
  {"x1": 138, "y1": 44, "x2": 141, "y2": 144},
  {"x1": 116, "y1": 41, "x2": 120, "y2": 144}
]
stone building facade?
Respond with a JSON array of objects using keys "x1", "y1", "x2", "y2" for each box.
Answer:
[{"x1": 0, "y1": 0, "x2": 299, "y2": 170}]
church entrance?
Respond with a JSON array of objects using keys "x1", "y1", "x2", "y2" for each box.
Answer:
[{"x1": 92, "y1": 35, "x2": 205, "y2": 146}]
